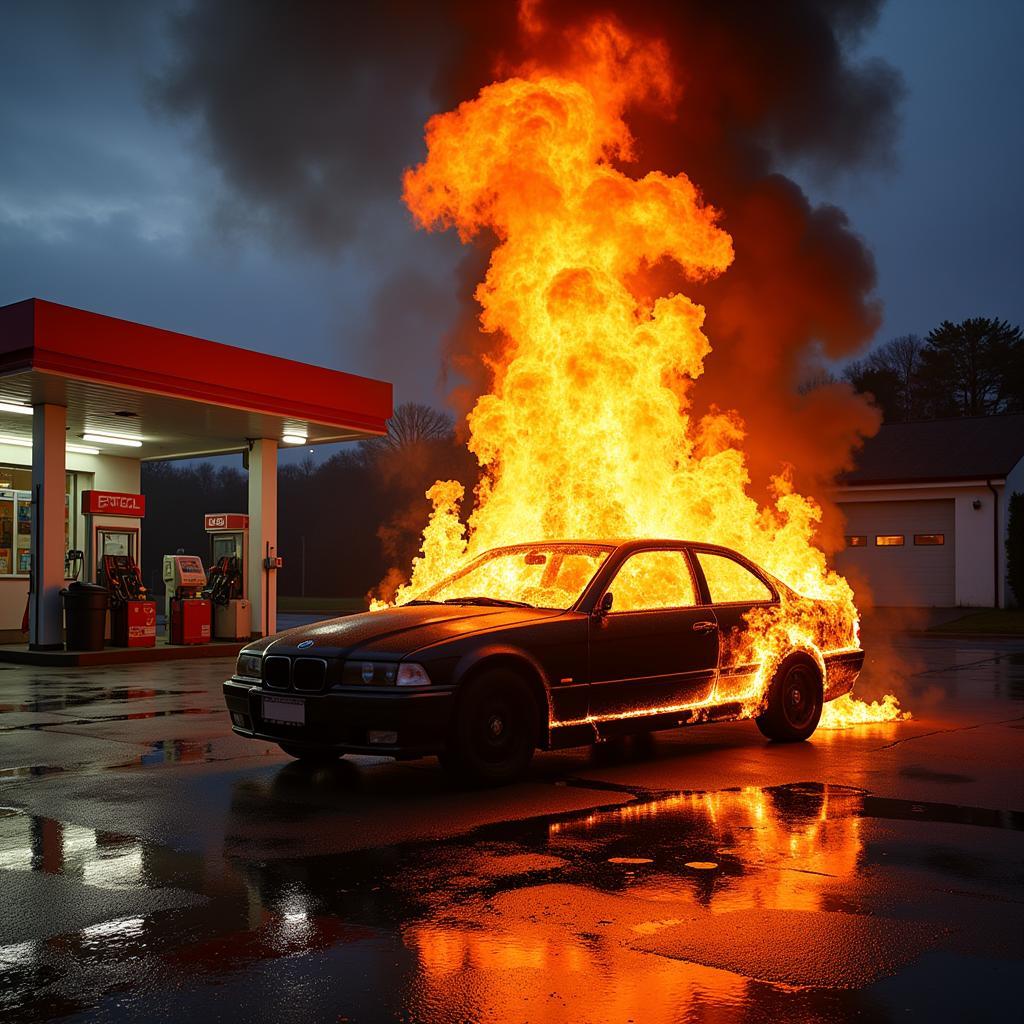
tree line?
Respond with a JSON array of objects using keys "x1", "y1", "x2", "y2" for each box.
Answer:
[
  {"x1": 140, "y1": 403, "x2": 476, "y2": 602},
  {"x1": 141, "y1": 318, "x2": 1023, "y2": 601},
  {"x1": 835, "y1": 317, "x2": 1023, "y2": 422}
]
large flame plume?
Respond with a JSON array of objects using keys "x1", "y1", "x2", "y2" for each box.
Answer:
[{"x1": 386, "y1": 17, "x2": 905, "y2": 728}]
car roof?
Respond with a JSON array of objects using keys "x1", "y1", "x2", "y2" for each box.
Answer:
[{"x1": 481, "y1": 538, "x2": 747, "y2": 556}]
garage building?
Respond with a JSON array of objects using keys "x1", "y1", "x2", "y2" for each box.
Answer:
[{"x1": 833, "y1": 415, "x2": 1024, "y2": 608}]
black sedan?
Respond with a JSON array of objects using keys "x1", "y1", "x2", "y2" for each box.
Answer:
[{"x1": 223, "y1": 540, "x2": 864, "y2": 783}]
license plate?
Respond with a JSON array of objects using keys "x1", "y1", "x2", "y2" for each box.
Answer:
[{"x1": 262, "y1": 695, "x2": 305, "y2": 726}]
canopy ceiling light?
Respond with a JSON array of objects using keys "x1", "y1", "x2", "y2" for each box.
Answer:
[
  {"x1": 81, "y1": 431, "x2": 143, "y2": 448},
  {"x1": 0, "y1": 402, "x2": 32, "y2": 416},
  {"x1": 281, "y1": 433, "x2": 307, "y2": 445},
  {"x1": 0, "y1": 435, "x2": 102, "y2": 455}
]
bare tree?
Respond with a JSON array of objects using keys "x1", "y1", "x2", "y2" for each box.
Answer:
[
  {"x1": 843, "y1": 333, "x2": 924, "y2": 421},
  {"x1": 362, "y1": 402, "x2": 454, "y2": 455},
  {"x1": 796, "y1": 368, "x2": 838, "y2": 395}
]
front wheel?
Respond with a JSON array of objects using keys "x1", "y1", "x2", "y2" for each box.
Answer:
[
  {"x1": 756, "y1": 655, "x2": 823, "y2": 742},
  {"x1": 442, "y1": 669, "x2": 538, "y2": 785}
]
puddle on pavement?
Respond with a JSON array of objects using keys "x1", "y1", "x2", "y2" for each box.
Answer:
[
  {"x1": 0, "y1": 687, "x2": 212, "y2": 716},
  {"x1": 0, "y1": 707, "x2": 218, "y2": 732},
  {"x1": 0, "y1": 739, "x2": 229, "y2": 781},
  {"x1": 1, "y1": 779, "x2": 1020, "y2": 1023}
]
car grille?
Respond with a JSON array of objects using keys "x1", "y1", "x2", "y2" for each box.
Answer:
[
  {"x1": 292, "y1": 658, "x2": 328, "y2": 693},
  {"x1": 261, "y1": 654, "x2": 329, "y2": 694},
  {"x1": 263, "y1": 656, "x2": 291, "y2": 689}
]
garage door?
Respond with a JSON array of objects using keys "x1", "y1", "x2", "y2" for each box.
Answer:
[{"x1": 834, "y1": 499, "x2": 955, "y2": 606}]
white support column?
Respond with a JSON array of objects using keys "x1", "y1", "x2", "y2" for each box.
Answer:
[
  {"x1": 247, "y1": 438, "x2": 278, "y2": 637},
  {"x1": 30, "y1": 404, "x2": 67, "y2": 650}
]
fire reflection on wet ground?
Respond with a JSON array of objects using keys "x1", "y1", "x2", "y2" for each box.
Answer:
[
  {"x1": 0, "y1": 636, "x2": 1021, "y2": 1020},
  {"x1": 1, "y1": 776, "x2": 1021, "y2": 1023}
]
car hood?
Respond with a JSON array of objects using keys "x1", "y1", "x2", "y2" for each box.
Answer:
[{"x1": 253, "y1": 603, "x2": 561, "y2": 659}]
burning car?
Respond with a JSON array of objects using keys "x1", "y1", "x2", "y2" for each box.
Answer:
[{"x1": 223, "y1": 540, "x2": 863, "y2": 784}]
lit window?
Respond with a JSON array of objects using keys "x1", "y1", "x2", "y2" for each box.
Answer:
[
  {"x1": 875, "y1": 535, "x2": 904, "y2": 547},
  {"x1": 914, "y1": 534, "x2": 945, "y2": 546},
  {"x1": 607, "y1": 550, "x2": 697, "y2": 612},
  {"x1": 845, "y1": 535, "x2": 867, "y2": 548},
  {"x1": 695, "y1": 551, "x2": 773, "y2": 604}
]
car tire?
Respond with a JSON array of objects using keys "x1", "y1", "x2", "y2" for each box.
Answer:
[
  {"x1": 278, "y1": 742, "x2": 340, "y2": 764},
  {"x1": 755, "y1": 654, "x2": 823, "y2": 742},
  {"x1": 446, "y1": 669, "x2": 538, "y2": 785}
]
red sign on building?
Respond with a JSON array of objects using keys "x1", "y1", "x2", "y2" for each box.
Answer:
[
  {"x1": 81, "y1": 490, "x2": 146, "y2": 517},
  {"x1": 204, "y1": 513, "x2": 249, "y2": 531}
]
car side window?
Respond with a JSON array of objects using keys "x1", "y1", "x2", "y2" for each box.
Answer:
[
  {"x1": 607, "y1": 550, "x2": 697, "y2": 612},
  {"x1": 696, "y1": 552, "x2": 773, "y2": 604}
]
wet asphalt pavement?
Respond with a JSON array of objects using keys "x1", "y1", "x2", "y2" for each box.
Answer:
[{"x1": 1, "y1": 629, "x2": 1022, "y2": 1022}]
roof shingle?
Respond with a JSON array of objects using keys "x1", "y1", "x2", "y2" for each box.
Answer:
[{"x1": 839, "y1": 414, "x2": 1024, "y2": 485}]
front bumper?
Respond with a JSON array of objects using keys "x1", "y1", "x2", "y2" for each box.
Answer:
[{"x1": 222, "y1": 677, "x2": 456, "y2": 758}]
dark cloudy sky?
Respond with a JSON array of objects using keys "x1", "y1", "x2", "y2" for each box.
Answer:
[{"x1": 1, "y1": 0, "x2": 1021, "y2": 427}]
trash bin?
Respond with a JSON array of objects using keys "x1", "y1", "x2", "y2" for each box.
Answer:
[{"x1": 62, "y1": 582, "x2": 109, "y2": 651}]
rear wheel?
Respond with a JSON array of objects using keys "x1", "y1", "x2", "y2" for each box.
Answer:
[
  {"x1": 756, "y1": 655, "x2": 823, "y2": 742},
  {"x1": 278, "y1": 742, "x2": 340, "y2": 764},
  {"x1": 442, "y1": 669, "x2": 538, "y2": 785}
]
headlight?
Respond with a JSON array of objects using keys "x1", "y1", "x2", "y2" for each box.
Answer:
[
  {"x1": 341, "y1": 661, "x2": 431, "y2": 686},
  {"x1": 396, "y1": 663, "x2": 431, "y2": 687},
  {"x1": 236, "y1": 652, "x2": 262, "y2": 680}
]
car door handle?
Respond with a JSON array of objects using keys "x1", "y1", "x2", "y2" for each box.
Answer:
[{"x1": 692, "y1": 620, "x2": 717, "y2": 633}]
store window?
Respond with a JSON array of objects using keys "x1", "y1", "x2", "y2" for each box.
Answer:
[
  {"x1": 0, "y1": 467, "x2": 77, "y2": 577},
  {"x1": 844, "y1": 535, "x2": 867, "y2": 548},
  {"x1": 914, "y1": 534, "x2": 945, "y2": 546},
  {"x1": 875, "y1": 535, "x2": 904, "y2": 547}
]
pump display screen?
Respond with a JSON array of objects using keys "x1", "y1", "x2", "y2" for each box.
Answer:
[{"x1": 174, "y1": 556, "x2": 207, "y2": 587}]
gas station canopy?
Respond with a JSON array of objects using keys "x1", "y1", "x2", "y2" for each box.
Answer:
[
  {"x1": 0, "y1": 299, "x2": 392, "y2": 459},
  {"x1": 0, "y1": 298, "x2": 393, "y2": 654}
]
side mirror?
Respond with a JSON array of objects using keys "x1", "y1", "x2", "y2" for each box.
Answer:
[{"x1": 596, "y1": 591, "x2": 614, "y2": 616}]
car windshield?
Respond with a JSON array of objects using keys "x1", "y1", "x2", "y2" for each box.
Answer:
[{"x1": 416, "y1": 544, "x2": 613, "y2": 610}]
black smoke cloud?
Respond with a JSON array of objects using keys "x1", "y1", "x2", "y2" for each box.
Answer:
[
  {"x1": 158, "y1": 0, "x2": 904, "y2": 543},
  {"x1": 157, "y1": 1, "x2": 454, "y2": 252}
]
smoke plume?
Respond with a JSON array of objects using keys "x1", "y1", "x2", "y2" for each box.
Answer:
[{"x1": 158, "y1": 0, "x2": 903, "y2": 552}]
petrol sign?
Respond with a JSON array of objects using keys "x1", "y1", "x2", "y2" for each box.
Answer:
[
  {"x1": 81, "y1": 490, "x2": 146, "y2": 517},
  {"x1": 205, "y1": 513, "x2": 249, "y2": 531}
]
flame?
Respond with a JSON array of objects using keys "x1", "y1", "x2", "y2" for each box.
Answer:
[
  {"x1": 384, "y1": 14, "x2": 905, "y2": 726},
  {"x1": 819, "y1": 692, "x2": 910, "y2": 729}
]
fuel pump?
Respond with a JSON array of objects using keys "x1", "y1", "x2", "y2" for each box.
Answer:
[
  {"x1": 162, "y1": 554, "x2": 211, "y2": 645},
  {"x1": 203, "y1": 514, "x2": 251, "y2": 639},
  {"x1": 103, "y1": 553, "x2": 156, "y2": 648}
]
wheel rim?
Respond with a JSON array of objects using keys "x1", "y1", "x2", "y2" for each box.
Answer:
[
  {"x1": 782, "y1": 665, "x2": 818, "y2": 730},
  {"x1": 472, "y1": 693, "x2": 523, "y2": 765}
]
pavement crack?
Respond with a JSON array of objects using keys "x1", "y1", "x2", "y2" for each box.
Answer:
[{"x1": 869, "y1": 714, "x2": 1024, "y2": 751}]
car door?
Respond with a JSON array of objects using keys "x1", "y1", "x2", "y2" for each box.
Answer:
[
  {"x1": 587, "y1": 548, "x2": 719, "y2": 719},
  {"x1": 691, "y1": 548, "x2": 777, "y2": 702}
]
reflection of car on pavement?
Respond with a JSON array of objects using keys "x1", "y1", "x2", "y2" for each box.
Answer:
[{"x1": 223, "y1": 540, "x2": 864, "y2": 784}]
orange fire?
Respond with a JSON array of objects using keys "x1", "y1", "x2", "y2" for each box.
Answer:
[{"x1": 386, "y1": 14, "x2": 905, "y2": 728}]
